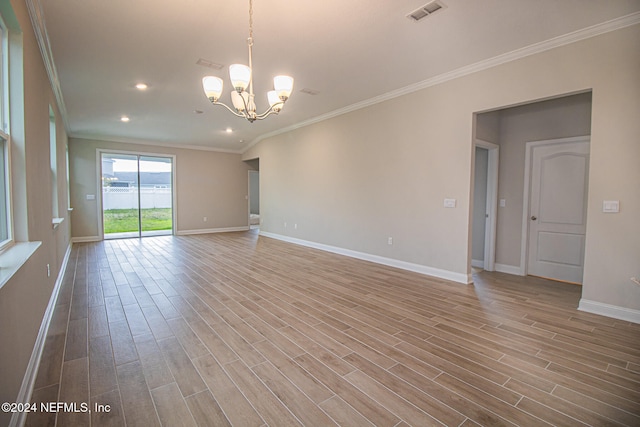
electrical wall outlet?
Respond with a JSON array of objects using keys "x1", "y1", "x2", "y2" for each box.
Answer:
[
  {"x1": 388, "y1": 237, "x2": 393, "y2": 245},
  {"x1": 603, "y1": 200, "x2": 619, "y2": 213},
  {"x1": 444, "y1": 198, "x2": 456, "y2": 208}
]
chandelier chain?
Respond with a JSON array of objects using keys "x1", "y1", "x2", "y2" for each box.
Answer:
[{"x1": 248, "y1": 0, "x2": 254, "y2": 45}]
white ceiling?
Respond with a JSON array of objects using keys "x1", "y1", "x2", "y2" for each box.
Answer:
[{"x1": 37, "y1": 0, "x2": 640, "y2": 153}]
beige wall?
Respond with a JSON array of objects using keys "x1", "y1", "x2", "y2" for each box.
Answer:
[
  {"x1": 247, "y1": 98, "x2": 474, "y2": 276},
  {"x1": 475, "y1": 110, "x2": 500, "y2": 144},
  {"x1": 69, "y1": 138, "x2": 251, "y2": 239},
  {"x1": 0, "y1": 0, "x2": 72, "y2": 422},
  {"x1": 244, "y1": 25, "x2": 640, "y2": 312}
]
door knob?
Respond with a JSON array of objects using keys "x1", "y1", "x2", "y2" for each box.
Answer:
[{"x1": 531, "y1": 216, "x2": 537, "y2": 221}]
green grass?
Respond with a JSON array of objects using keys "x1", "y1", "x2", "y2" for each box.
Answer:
[{"x1": 103, "y1": 208, "x2": 172, "y2": 234}]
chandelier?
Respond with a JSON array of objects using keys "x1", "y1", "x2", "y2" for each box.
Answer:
[{"x1": 201, "y1": 0, "x2": 294, "y2": 123}]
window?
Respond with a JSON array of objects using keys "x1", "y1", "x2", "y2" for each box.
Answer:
[
  {"x1": 0, "y1": 14, "x2": 6, "y2": 131},
  {"x1": 66, "y1": 144, "x2": 71, "y2": 210},
  {"x1": 0, "y1": 14, "x2": 11, "y2": 250},
  {"x1": 0, "y1": 136, "x2": 9, "y2": 244},
  {"x1": 50, "y1": 105, "x2": 58, "y2": 218}
]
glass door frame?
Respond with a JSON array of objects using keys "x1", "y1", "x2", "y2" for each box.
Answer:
[{"x1": 97, "y1": 149, "x2": 177, "y2": 239}]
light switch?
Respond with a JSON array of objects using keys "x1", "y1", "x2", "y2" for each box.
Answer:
[
  {"x1": 602, "y1": 200, "x2": 619, "y2": 213},
  {"x1": 86, "y1": 194, "x2": 96, "y2": 201},
  {"x1": 499, "y1": 199, "x2": 506, "y2": 207},
  {"x1": 444, "y1": 198, "x2": 456, "y2": 208}
]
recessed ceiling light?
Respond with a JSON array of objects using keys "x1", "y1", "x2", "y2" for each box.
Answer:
[
  {"x1": 226, "y1": 127, "x2": 233, "y2": 133},
  {"x1": 120, "y1": 116, "x2": 130, "y2": 122},
  {"x1": 135, "y1": 83, "x2": 148, "y2": 90}
]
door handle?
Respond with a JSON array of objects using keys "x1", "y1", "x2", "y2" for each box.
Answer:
[{"x1": 531, "y1": 216, "x2": 537, "y2": 221}]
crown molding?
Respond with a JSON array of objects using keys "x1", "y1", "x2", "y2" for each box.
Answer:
[
  {"x1": 25, "y1": 0, "x2": 70, "y2": 133},
  {"x1": 70, "y1": 133, "x2": 244, "y2": 154},
  {"x1": 243, "y1": 11, "x2": 640, "y2": 153}
]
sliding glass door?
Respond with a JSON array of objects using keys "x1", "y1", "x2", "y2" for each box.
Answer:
[
  {"x1": 139, "y1": 156, "x2": 173, "y2": 236},
  {"x1": 101, "y1": 153, "x2": 174, "y2": 239}
]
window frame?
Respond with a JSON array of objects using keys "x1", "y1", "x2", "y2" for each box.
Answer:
[
  {"x1": 0, "y1": 13, "x2": 13, "y2": 252},
  {"x1": 49, "y1": 105, "x2": 59, "y2": 219},
  {"x1": 0, "y1": 13, "x2": 6, "y2": 133},
  {"x1": 0, "y1": 130, "x2": 13, "y2": 251}
]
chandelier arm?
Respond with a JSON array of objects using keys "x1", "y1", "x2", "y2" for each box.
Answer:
[
  {"x1": 255, "y1": 103, "x2": 284, "y2": 120},
  {"x1": 210, "y1": 100, "x2": 249, "y2": 119},
  {"x1": 254, "y1": 110, "x2": 279, "y2": 121}
]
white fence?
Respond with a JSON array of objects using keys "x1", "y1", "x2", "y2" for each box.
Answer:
[{"x1": 102, "y1": 187, "x2": 172, "y2": 210}]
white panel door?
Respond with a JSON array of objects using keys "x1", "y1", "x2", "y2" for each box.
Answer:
[{"x1": 527, "y1": 139, "x2": 589, "y2": 283}]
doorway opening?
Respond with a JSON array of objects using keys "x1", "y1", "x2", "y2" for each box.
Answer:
[
  {"x1": 100, "y1": 152, "x2": 175, "y2": 239},
  {"x1": 472, "y1": 140, "x2": 499, "y2": 272},
  {"x1": 245, "y1": 158, "x2": 260, "y2": 230},
  {"x1": 249, "y1": 170, "x2": 260, "y2": 229},
  {"x1": 471, "y1": 91, "x2": 592, "y2": 283}
]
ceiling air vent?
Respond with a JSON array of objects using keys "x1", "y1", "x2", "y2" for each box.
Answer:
[
  {"x1": 196, "y1": 58, "x2": 224, "y2": 70},
  {"x1": 300, "y1": 88, "x2": 320, "y2": 96},
  {"x1": 407, "y1": 1, "x2": 445, "y2": 22}
]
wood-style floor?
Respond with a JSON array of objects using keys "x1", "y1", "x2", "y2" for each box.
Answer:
[{"x1": 26, "y1": 231, "x2": 640, "y2": 426}]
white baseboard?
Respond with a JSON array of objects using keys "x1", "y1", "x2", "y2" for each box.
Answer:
[
  {"x1": 74, "y1": 226, "x2": 252, "y2": 240},
  {"x1": 495, "y1": 263, "x2": 523, "y2": 276},
  {"x1": 176, "y1": 226, "x2": 250, "y2": 236},
  {"x1": 471, "y1": 259, "x2": 484, "y2": 269},
  {"x1": 260, "y1": 231, "x2": 472, "y2": 284},
  {"x1": 10, "y1": 243, "x2": 73, "y2": 427},
  {"x1": 578, "y1": 299, "x2": 640, "y2": 325},
  {"x1": 71, "y1": 235, "x2": 101, "y2": 243}
]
